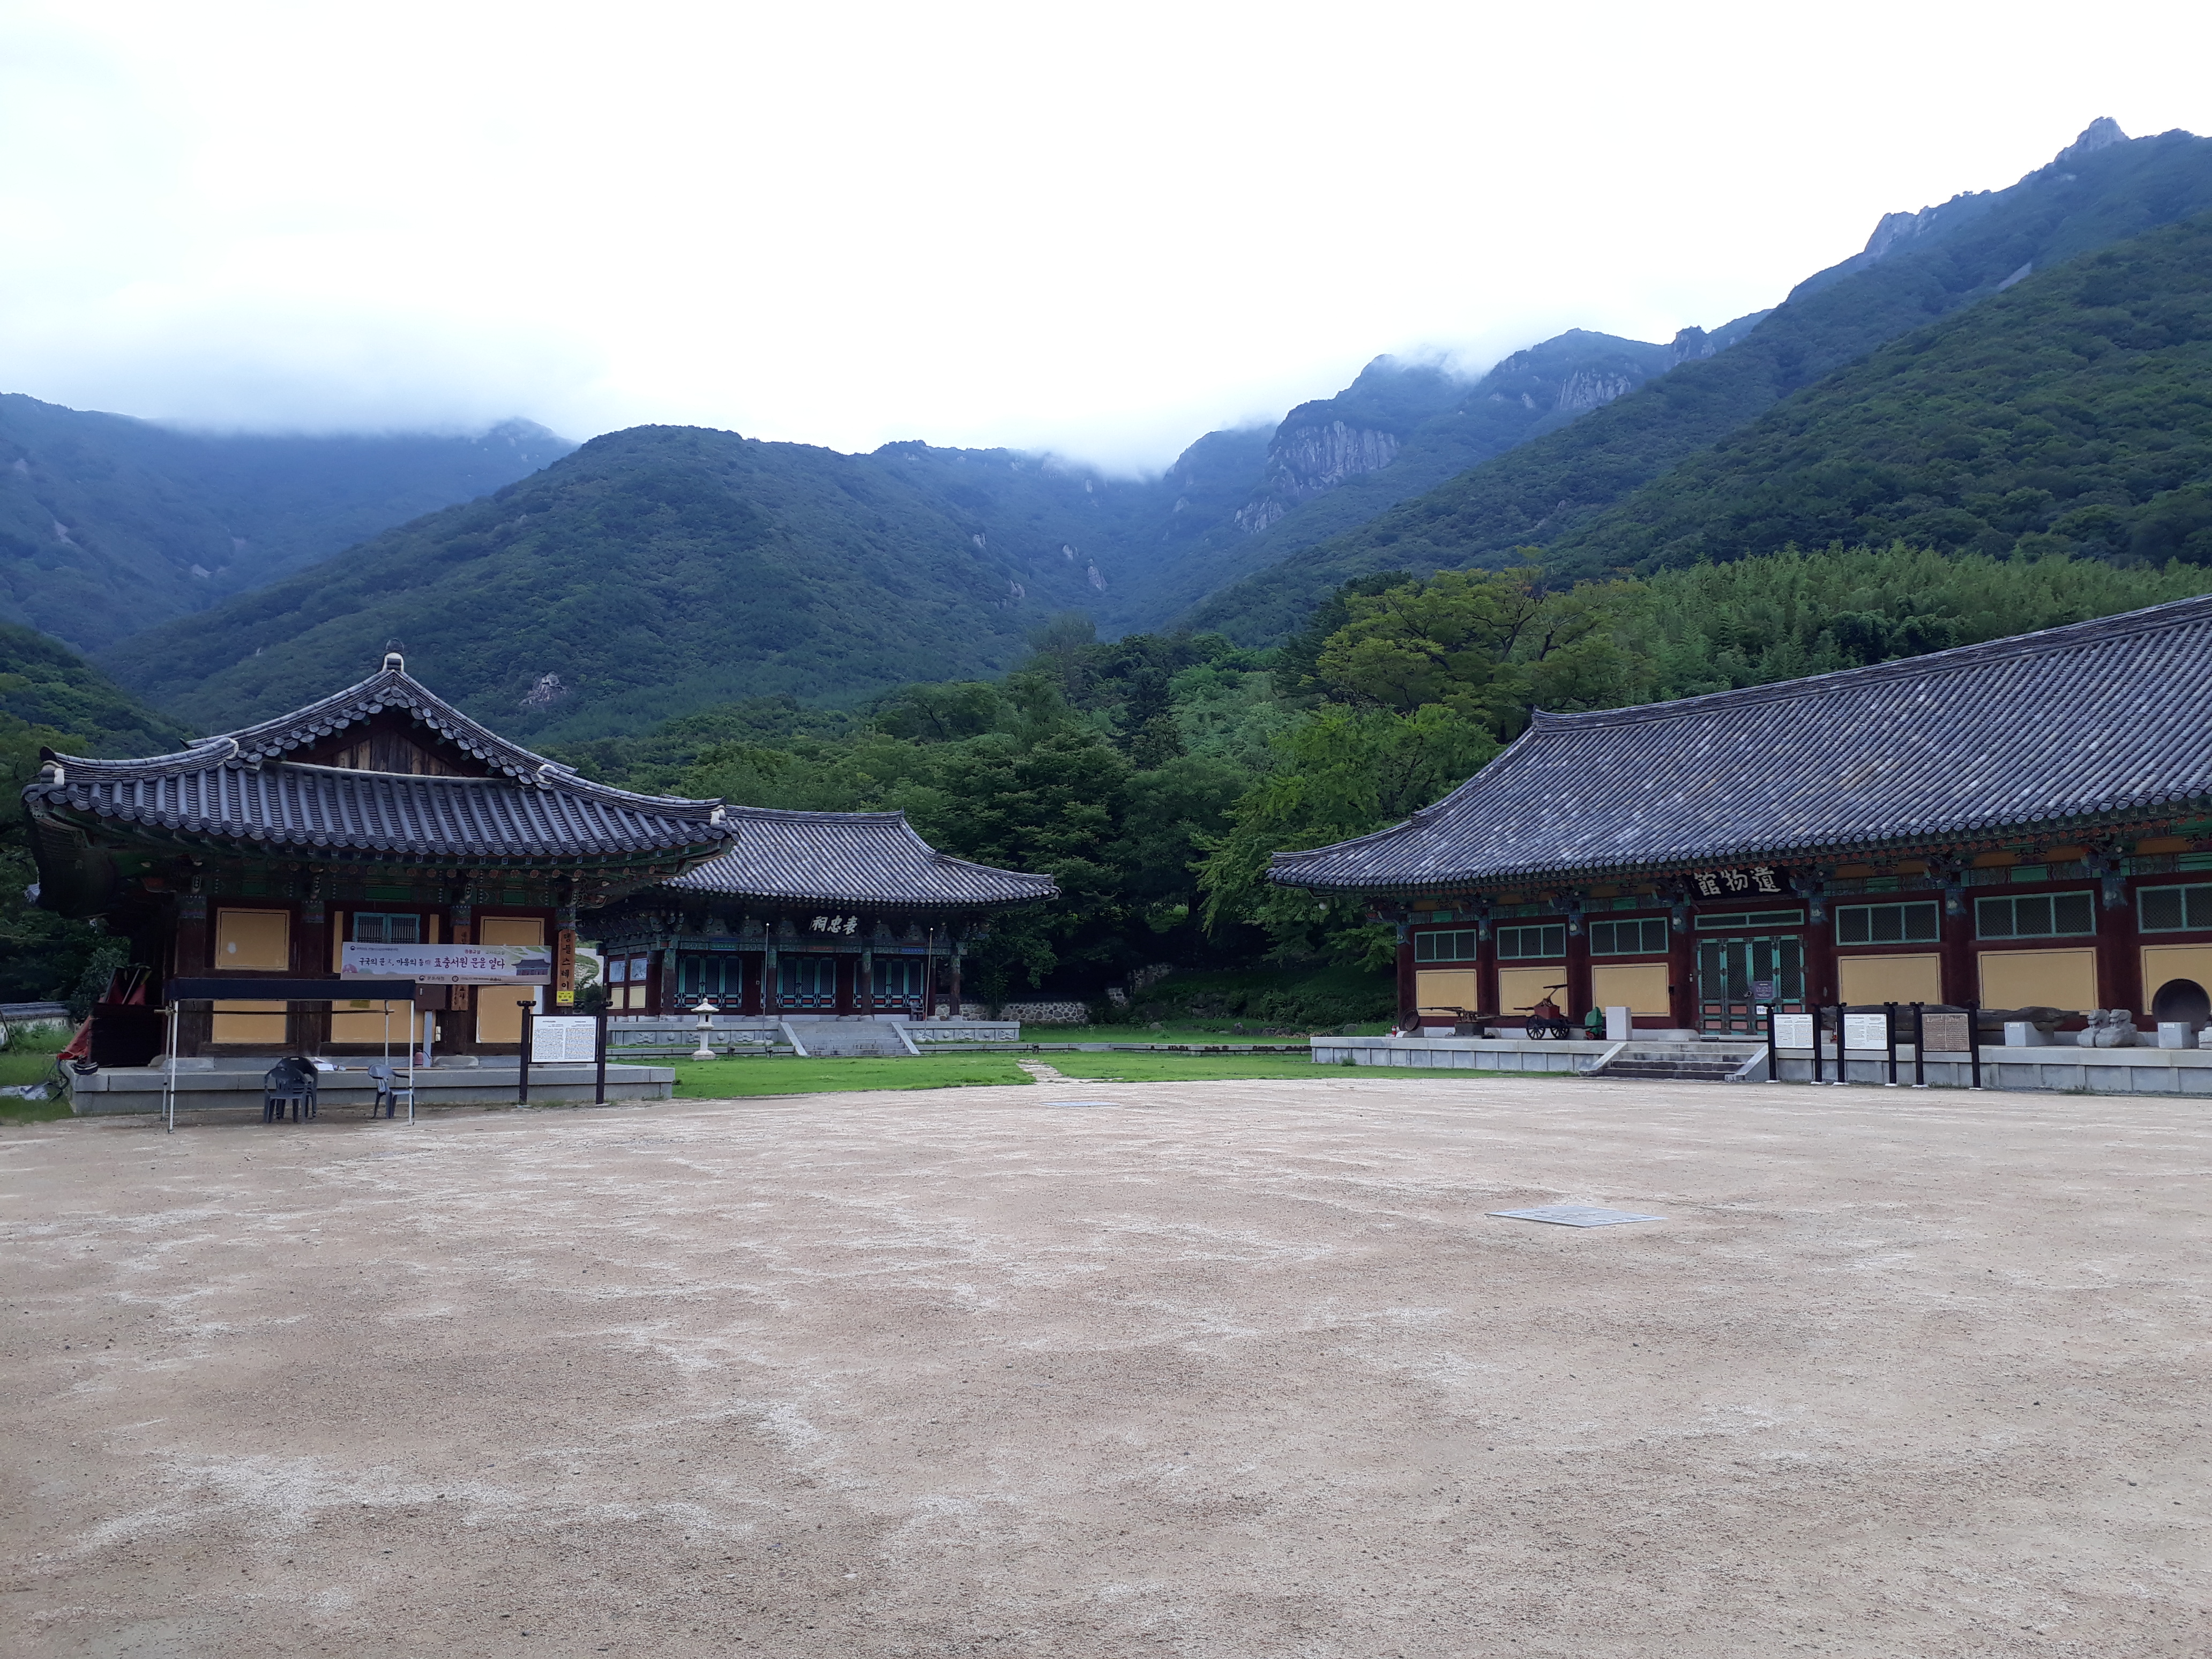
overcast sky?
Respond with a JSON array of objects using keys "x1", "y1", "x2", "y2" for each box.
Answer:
[{"x1": 2, "y1": 1, "x2": 2206, "y2": 472}]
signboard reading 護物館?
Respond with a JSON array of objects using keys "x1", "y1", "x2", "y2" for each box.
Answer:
[{"x1": 340, "y1": 943, "x2": 553, "y2": 985}]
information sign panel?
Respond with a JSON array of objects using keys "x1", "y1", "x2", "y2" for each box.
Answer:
[
  {"x1": 1844, "y1": 1013, "x2": 1890, "y2": 1051},
  {"x1": 530, "y1": 1016, "x2": 598, "y2": 1063},
  {"x1": 1770, "y1": 1013, "x2": 1813, "y2": 1049}
]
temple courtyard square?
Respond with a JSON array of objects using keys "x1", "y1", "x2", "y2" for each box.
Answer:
[{"x1": 4, "y1": 1075, "x2": 2207, "y2": 1657}]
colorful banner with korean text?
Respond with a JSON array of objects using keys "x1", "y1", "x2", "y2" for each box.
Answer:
[{"x1": 340, "y1": 942, "x2": 553, "y2": 985}]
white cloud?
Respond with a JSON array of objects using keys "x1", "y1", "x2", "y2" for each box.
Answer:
[{"x1": 1, "y1": 0, "x2": 2206, "y2": 469}]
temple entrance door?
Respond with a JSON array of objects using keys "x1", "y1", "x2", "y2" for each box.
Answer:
[
  {"x1": 871, "y1": 957, "x2": 928, "y2": 1015},
  {"x1": 675, "y1": 954, "x2": 743, "y2": 1009},
  {"x1": 778, "y1": 955, "x2": 838, "y2": 1011},
  {"x1": 1697, "y1": 935, "x2": 1805, "y2": 1034}
]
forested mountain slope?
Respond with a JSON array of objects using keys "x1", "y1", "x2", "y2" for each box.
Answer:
[
  {"x1": 0, "y1": 398, "x2": 572, "y2": 651},
  {"x1": 2, "y1": 622, "x2": 196, "y2": 1001},
  {"x1": 97, "y1": 425, "x2": 1128, "y2": 743},
  {"x1": 1540, "y1": 212, "x2": 2212, "y2": 576},
  {"x1": 1184, "y1": 121, "x2": 2212, "y2": 641},
  {"x1": 1107, "y1": 325, "x2": 1765, "y2": 630}
]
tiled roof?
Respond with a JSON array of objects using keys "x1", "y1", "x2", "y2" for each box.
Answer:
[
  {"x1": 27, "y1": 653, "x2": 730, "y2": 862},
  {"x1": 29, "y1": 761, "x2": 727, "y2": 860},
  {"x1": 1271, "y1": 595, "x2": 2212, "y2": 893},
  {"x1": 664, "y1": 807, "x2": 1057, "y2": 909}
]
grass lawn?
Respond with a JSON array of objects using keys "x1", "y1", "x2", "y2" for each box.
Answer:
[
  {"x1": 0, "y1": 1028, "x2": 72, "y2": 1123},
  {"x1": 670, "y1": 1052, "x2": 1034, "y2": 1098}
]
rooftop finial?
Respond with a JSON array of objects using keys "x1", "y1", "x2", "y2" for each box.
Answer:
[{"x1": 381, "y1": 640, "x2": 405, "y2": 674}]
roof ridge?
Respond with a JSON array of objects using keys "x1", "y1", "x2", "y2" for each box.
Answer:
[{"x1": 1530, "y1": 592, "x2": 2212, "y2": 733}]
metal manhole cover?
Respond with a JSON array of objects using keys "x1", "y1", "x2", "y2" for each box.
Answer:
[
  {"x1": 1049, "y1": 1100, "x2": 1119, "y2": 1109},
  {"x1": 1489, "y1": 1205, "x2": 1663, "y2": 1228}
]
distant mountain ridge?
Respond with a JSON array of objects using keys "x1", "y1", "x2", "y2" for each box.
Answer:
[
  {"x1": 0, "y1": 399, "x2": 573, "y2": 651},
  {"x1": 1184, "y1": 119, "x2": 2212, "y2": 641}
]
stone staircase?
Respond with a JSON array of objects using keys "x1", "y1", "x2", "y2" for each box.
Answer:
[
  {"x1": 1594, "y1": 1042, "x2": 1764, "y2": 1083},
  {"x1": 781, "y1": 1019, "x2": 917, "y2": 1058}
]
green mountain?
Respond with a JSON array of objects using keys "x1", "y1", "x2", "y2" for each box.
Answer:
[
  {"x1": 1104, "y1": 325, "x2": 1768, "y2": 631},
  {"x1": 0, "y1": 619, "x2": 191, "y2": 757},
  {"x1": 1184, "y1": 119, "x2": 2212, "y2": 641},
  {"x1": 0, "y1": 398, "x2": 572, "y2": 652},
  {"x1": 97, "y1": 425, "x2": 1137, "y2": 743},
  {"x1": 1538, "y1": 211, "x2": 2212, "y2": 575},
  {"x1": 2, "y1": 622, "x2": 195, "y2": 1003}
]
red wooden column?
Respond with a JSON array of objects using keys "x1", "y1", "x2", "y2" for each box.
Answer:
[
  {"x1": 1395, "y1": 923, "x2": 1416, "y2": 1023},
  {"x1": 1564, "y1": 917, "x2": 1593, "y2": 1021},
  {"x1": 2096, "y1": 875, "x2": 2142, "y2": 1018},
  {"x1": 173, "y1": 893, "x2": 212, "y2": 1056},
  {"x1": 1476, "y1": 917, "x2": 1499, "y2": 1019},
  {"x1": 294, "y1": 897, "x2": 331, "y2": 1055},
  {"x1": 1938, "y1": 892, "x2": 1975, "y2": 1007},
  {"x1": 1667, "y1": 901, "x2": 1695, "y2": 1030}
]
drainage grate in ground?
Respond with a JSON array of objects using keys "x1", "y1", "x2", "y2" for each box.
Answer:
[{"x1": 1488, "y1": 1204, "x2": 1663, "y2": 1228}]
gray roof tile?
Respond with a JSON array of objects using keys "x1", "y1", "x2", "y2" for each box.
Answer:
[
  {"x1": 665, "y1": 807, "x2": 1056, "y2": 909},
  {"x1": 1272, "y1": 595, "x2": 2212, "y2": 893}
]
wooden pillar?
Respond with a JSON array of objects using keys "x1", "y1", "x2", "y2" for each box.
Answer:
[
  {"x1": 859, "y1": 947, "x2": 874, "y2": 1015},
  {"x1": 1803, "y1": 909, "x2": 1836, "y2": 1007},
  {"x1": 173, "y1": 894, "x2": 212, "y2": 1056},
  {"x1": 948, "y1": 944, "x2": 963, "y2": 1020},
  {"x1": 1667, "y1": 900, "x2": 1695, "y2": 1030},
  {"x1": 294, "y1": 897, "x2": 331, "y2": 1055},
  {"x1": 1396, "y1": 923, "x2": 1417, "y2": 1024},
  {"x1": 448, "y1": 905, "x2": 473, "y2": 1023},
  {"x1": 1564, "y1": 908, "x2": 1592, "y2": 1021},
  {"x1": 1938, "y1": 888, "x2": 1975, "y2": 1008},
  {"x1": 764, "y1": 943, "x2": 779, "y2": 1015},
  {"x1": 2097, "y1": 873, "x2": 2142, "y2": 1018}
]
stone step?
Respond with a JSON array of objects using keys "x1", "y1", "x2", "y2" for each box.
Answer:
[{"x1": 1600, "y1": 1059, "x2": 1746, "y2": 1081}]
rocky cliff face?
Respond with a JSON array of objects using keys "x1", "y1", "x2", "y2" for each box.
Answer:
[
  {"x1": 1234, "y1": 420, "x2": 1403, "y2": 533},
  {"x1": 1555, "y1": 368, "x2": 1638, "y2": 411}
]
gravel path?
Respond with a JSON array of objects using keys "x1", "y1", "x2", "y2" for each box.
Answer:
[{"x1": 4, "y1": 1075, "x2": 2207, "y2": 1656}]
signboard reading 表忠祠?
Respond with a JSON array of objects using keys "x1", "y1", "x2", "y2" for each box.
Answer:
[{"x1": 340, "y1": 943, "x2": 553, "y2": 984}]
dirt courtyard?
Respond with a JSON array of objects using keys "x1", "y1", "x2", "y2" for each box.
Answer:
[{"x1": 4, "y1": 1076, "x2": 2207, "y2": 1658}]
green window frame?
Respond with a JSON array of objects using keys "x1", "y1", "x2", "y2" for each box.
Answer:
[
  {"x1": 1834, "y1": 901, "x2": 1940, "y2": 946},
  {"x1": 1497, "y1": 923, "x2": 1565, "y2": 961},
  {"x1": 1589, "y1": 917, "x2": 1668, "y2": 955},
  {"x1": 2139, "y1": 883, "x2": 2212, "y2": 933},
  {"x1": 351, "y1": 911, "x2": 421, "y2": 944},
  {"x1": 1414, "y1": 930, "x2": 1479, "y2": 963},
  {"x1": 1693, "y1": 909, "x2": 1805, "y2": 931},
  {"x1": 1976, "y1": 892, "x2": 2095, "y2": 940}
]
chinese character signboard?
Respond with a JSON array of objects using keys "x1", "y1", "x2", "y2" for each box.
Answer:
[
  {"x1": 555, "y1": 930, "x2": 577, "y2": 1006},
  {"x1": 810, "y1": 915, "x2": 861, "y2": 935},
  {"x1": 1687, "y1": 865, "x2": 1788, "y2": 900}
]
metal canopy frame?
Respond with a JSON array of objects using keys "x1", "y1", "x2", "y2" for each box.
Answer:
[{"x1": 157, "y1": 977, "x2": 420, "y2": 1134}]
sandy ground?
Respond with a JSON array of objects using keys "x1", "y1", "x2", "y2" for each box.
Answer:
[{"x1": 3, "y1": 1076, "x2": 2208, "y2": 1659}]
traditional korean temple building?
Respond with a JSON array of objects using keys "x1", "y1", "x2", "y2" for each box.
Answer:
[
  {"x1": 24, "y1": 651, "x2": 1059, "y2": 1059},
  {"x1": 589, "y1": 809, "x2": 1057, "y2": 1017},
  {"x1": 1272, "y1": 597, "x2": 2212, "y2": 1035}
]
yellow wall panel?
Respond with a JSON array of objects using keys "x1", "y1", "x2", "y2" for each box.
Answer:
[
  {"x1": 1497, "y1": 965, "x2": 1567, "y2": 1016},
  {"x1": 1590, "y1": 963, "x2": 1670, "y2": 1015},
  {"x1": 215, "y1": 908, "x2": 289, "y2": 971},
  {"x1": 1836, "y1": 953, "x2": 1944, "y2": 1006},
  {"x1": 2141, "y1": 944, "x2": 2212, "y2": 1012},
  {"x1": 1414, "y1": 969, "x2": 1479, "y2": 1014},
  {"x1": 1978, "y1": 947, "x2": 2096, "y2": 1011},
  {"x1": 331, "y1": 1001, "x2": 414, "y2": 1045},
  {"x1": 474, "y1": 918, "x2": 545, "y2": 1044}
]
